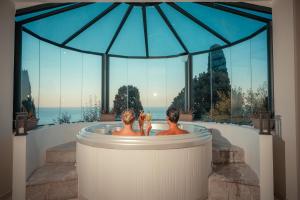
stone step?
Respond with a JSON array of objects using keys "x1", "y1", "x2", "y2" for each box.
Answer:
[
  {"x1": 212, "y1": 144, "x2": 245, "y2": 164},
  {"x1": 212, "y1": 130, "x2": 245, "y2": 164},
  {"x1": 26, "y1": 164, "x2": 77, "y2": 200},
  {"x1": 46, "y1": 142, "x2": 76, "y2": 164},
  {"x1": 208, "y1": 163, "x2": 260, "y2": 200}
]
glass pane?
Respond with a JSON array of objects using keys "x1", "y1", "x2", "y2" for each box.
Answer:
[
  {"x1": 250, "y1": 31, "x2": 269, "y2": 114},
  {"x1": 25, "y1": 3, "x2": 112, "y2": 44},
  {"x1": 192, "y1": 53, "x2": 211, "y2": 120},
  {"x1": 60, "y1": 49, "x2": 82, "y2": 122},
  {"x1": 146, "y1": 59, "x2": 167, "y2": 119},
  {"x1": 109, "y1": 57, "x2": 186, "y2": 120},
  {"x1": 109, "y1": 7, "x2": 146, "y2": 56},
  {"x1": 231, "y1": 40, "x2": 252, "y2": 124},
  {"x1": 147, "y1": 6, "x2": 184, "y2": 56},
  {"x1": 218, "y1": 4, "x2": 272, "y2": 20},
  {"x1": 109, "y1": 57, "x2": 129, "y2": 119},
  {"x1": 160, "y1": 3, "x2": 225, "y2": 53},
  {"x1": 39, "y1": 41, "x2": 61, "y2": 124},
  {"x1": 210, "y1": 47, "x2": 232, "y2": 123},
  {"x1": 68, "y1": 4, "x2": 128, "y2": 53},
  {"x1": 21, "y1": 32, "x2": 40, "y2": 119},
  {"x1": 176, "y1": 2, "x2": 266, "y2": 42},
  {"x1": 82, "y1": 54, "x2": 102, "y2": 122},
  {"x1": 16, "y1": 4, "x2": 76, "y2": 22},
  {"x1": 166, "y1": 56, "x2": 186, "y2": 112}
]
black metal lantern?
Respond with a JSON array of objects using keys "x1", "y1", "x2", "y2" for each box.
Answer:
[{"x1": 15, "y1": 112, "x2": 28, "y2": 136}]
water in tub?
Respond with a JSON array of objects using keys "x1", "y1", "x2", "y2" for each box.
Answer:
[{"x1": 91, "y1": 122, "x2": 187, "y2": 136}]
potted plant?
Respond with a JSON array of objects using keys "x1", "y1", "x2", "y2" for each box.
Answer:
[{"x1": 21, "y1": 95, "x2": 39, "y2": 130}]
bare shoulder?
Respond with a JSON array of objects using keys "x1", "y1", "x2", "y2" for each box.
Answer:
[
  {"x1": 180, "y1": 129, "x2": 189, "y2": 134},
  {"x1": 112, "y1": 130, "x2": 121, "y2": 136},
  {"x1": 156, "y1": 130, "x2": 170, "y2": 136}
]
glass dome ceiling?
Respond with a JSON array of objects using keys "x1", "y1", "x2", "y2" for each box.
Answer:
[{"x1": 16, "y1": 2, "x2": 272, "y2": 58}]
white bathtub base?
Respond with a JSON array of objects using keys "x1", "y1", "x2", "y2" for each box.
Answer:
[{"x1": 77, "y1": 142, "x2": 212, "y2": 200}]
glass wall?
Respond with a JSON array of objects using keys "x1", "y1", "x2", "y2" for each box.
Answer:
[
  {"x1": 109, "y1": 56, "x2": 186, "y2": 119},
  {"x1": 21, "y1": 32, "x2": 102, "y2": 125},
  {"x1": 192, "y1": 31, "x2": 269, "y2": 124},
  {"x1": 21, "y1": 30, "x2": 269, "y2": 125}
]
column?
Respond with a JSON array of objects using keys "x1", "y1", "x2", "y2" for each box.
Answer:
[
  {"x1": 0, "y1": 0, "x2": 15, "y2": 198},
  {"x1": 273, "y1": 0, "x2": 299, "y2": 199}
]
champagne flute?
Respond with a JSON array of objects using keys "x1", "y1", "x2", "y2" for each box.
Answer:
[{"x1": 144, "y1": 112, "x2": 152, "y2": 136}]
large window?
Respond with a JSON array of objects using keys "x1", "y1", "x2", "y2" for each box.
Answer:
[
  {"x1": 109, "y1": 57, "x2": 186, "y2": 119},
  {"x1": 21, "y1": 32, "x2": 102, "y2": 125},
  {"x1": 21, "y1": 31, "x2": 269, "y2": 125},
  {"x1": 192, "y1": 31, "x2": 269, "y2": 124}
]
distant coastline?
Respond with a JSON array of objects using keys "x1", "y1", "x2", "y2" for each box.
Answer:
[{"x1": 38, "y1": 107, "x2": 166, "y2": 125}]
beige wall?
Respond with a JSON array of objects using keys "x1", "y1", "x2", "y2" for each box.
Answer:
[
  {"x1": 294, "y1": 0, "x2": 300, "y2": 197},
  {"x1": 0, "y1": 0, "x2": 15, "y2": 198},
  {"x1": 273, "y1": 0, "x2": 299, "y2": 199}
]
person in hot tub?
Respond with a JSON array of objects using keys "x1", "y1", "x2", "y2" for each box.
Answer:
[
  {"x1": 112, "y1": 109, "x2": 151, "y2": 136},
  {"x1": 156, "y1": 107, "x2": 189, "y2": 136}
]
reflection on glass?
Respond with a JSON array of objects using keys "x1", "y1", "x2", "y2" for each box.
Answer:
[
  {"x1": 210, "y1": 45, "x2": 231, "y2": 123},
  {"x1": 192, "y1": 53, "x2": 210, "y2": 120},
  {"x1": 191, "y1": 31, "x2": 269, "y2": 125}
]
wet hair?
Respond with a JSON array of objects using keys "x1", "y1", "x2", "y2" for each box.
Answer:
[
  {"x1": 166, "y1": 107, "x2": 180, "y2": 123},
  {"x1": 121, "y1": 109, "x2": 135, "y2": 125}
]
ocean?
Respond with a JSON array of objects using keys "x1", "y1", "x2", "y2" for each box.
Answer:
[{"x1": 37, "y1": 107, "x2": 166, "y2": 125}]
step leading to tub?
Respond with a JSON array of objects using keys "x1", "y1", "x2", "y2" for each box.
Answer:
[
  {"x1": 26, "y1": 163, "x2": 77, "y2": 200},
  {"x1": 46, "y1": 141, "x2": 76, "y2": 164},
  {"x1": 212, "y1": 131, "x2": 245, "y2": 164},
  {"x1": 212, "y1": 144, "x2": 245, "y2": 164},
  {"x1": 208, "y1": 163, "x2": 260, "y2": 200}
]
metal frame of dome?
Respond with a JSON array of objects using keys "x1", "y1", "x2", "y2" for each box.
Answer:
[
  {"x1": 15, "y1": 2, "x2": 272, "y2": 59},
  {"x1": 13, "y1": 2, "x2": 273, "y2": 116}
]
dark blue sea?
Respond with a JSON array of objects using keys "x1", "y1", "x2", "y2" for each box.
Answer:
[{"x1": 37, "y1": 107, "x2": 166, "y2": 125}]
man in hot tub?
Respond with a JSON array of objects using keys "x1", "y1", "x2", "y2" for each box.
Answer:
[
  {"x1": 156, "y1": 107, "x2": 189, "y2": 136},
  {"x1": 112, "y1": 109, "x2": 151, "y2": 136}
]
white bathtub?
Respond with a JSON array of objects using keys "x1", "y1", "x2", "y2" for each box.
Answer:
[{"x1": 77, "y1": 121, "x2": 212, "y2": 200}]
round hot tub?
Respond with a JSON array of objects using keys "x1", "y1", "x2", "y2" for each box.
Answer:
[{"x1": 77, "y1": 121, "x2": 212, "y2": 200}]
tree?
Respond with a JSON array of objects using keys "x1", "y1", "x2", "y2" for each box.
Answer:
[
  {"x1": 231, "y1": 87, "x2": 245, "y2": 116},
  {"x1": 113, "y1": 85, "x2": 143, "y2": 118},
  {"x1": 83, "y1": 95, "x2": 100, "y2": 122},
  {"x1": 170, "y1": 88, "x2": 185, "y2": 112},
  {"x1": 171, "y1": 44, "x2": 231, "y2": 120},
  {"x1": 244, "y1": 82, "x2": 268, "y2": 115}
]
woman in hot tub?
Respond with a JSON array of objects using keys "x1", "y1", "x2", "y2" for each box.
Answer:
[
  {"x1": 156, "y1": 107, "x2": 189, "y2": 136},
  {"x1": 112, "y1": 109, "x2": 151, "y2": 136}
]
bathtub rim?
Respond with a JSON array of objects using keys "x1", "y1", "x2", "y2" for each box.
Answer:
[{"x1": 77, "y1": 121, "x2": 212, "y2": 150}]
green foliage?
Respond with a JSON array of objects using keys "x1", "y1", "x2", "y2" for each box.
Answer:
[
  {"x1": 21, "y1": 95, "x2": 36, "y2": 119},
  {"x1": 56, "y1": 112, "x2": 71, "y2": 124},
  {"x1": 231, "y1": 87, "x2": 245, "y2": 116},
  {"x1": 171, "y1": 44, "x2": 269, "y2": 125},
  {"x1": 171, "y1": 88, "x2": 185, "y2": 112},
  {"x1": 113, "y1": 85, "x2": 143, "y2": 118},
  {"x1": 83, "y1": 95, "x2": 100, "y2": 122},
  {"x1": 192, "y1": 72, "x2": 211, "y2": 119},
  {"x1": 83, "y1": 106, "x2": 100, "y2": 122},
  {"x1": 244, "y1": 82, "x2": 268, "y2": 115}
]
